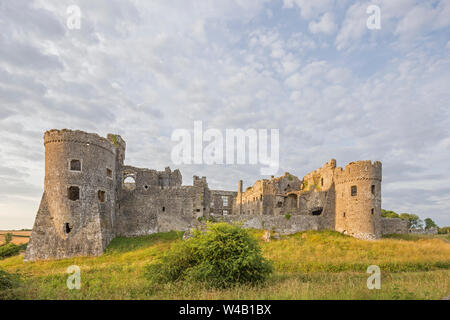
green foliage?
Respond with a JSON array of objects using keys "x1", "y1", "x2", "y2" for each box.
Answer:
[
  {"x1": 0, "y1": 243, "x2": 22, "y2": 259},
  {"x1": 399, "y1": 213, "x2": 423, "y2": 229},
  {"x1": 424, "y1": 218, "x2": 438, "y2": 229},
  {"x1": 284, "y1": 213, "x2": 291, "y2": 220},
  {"x1": 381, "y1": 209, "x2": 400, "y2": 218},
  {"x1": 4, "y1": 233, "x2": 12, "y2": 244},
  {"x1": 145, "y1": 223, "x2": 273, "y2": 288},
  {"x1": 287, "y1": 174, "x2": 293, "y2": 181},
  {"x1": 0, "y1": 267, "x2": 19, "y2": 299},
  {"x1": 438, "y1": 226, "x2": 450, "y2": 234},
  {"x1": 110, "y1": 134, "x2": 119, "y2": 146}
]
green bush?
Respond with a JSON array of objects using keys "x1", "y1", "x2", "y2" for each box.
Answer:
[
  {"x1": 0, "y1": 268, "x2": 19, "y2": 299},
  {"x1": 0, "y1": 243, "x2": 21, "y2": 259},
  {"x1": 438, "y1": 226, "x2": 450, "y2": 234},
  {"x1": 285, "y1": 213, "x2": 291, "y2": 220},
  {"x1": 0, "y1": 268, "x2": 15, "y2": 290},
  {"x1": 145, "y1": 222, "x2": 272, "y2": 288}
]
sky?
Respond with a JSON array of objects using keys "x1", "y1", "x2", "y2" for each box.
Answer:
[{"x1": 0, "y1": 0, "x2": 449, "y2": 229}]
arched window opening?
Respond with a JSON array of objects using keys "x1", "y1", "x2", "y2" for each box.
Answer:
[
  {"x1": 123, "y1": 175, "x2": 136, "y2": 190},
  {"x1": 98, "y1": 190, "x2": 106, "y2": 202}
]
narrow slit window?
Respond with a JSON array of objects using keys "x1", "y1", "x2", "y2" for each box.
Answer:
[
  {"x1": 351, "y1": 185, "x2": 357, "y2": 196},
  {"x1": 371, "y1": 185, "x2": 375, "y2": 195},
  {"x1": 64, "y1": 223, "x2": 72, "y2": 234},
  {"x1": 371, "y1": 208, "x2": 374, "y2": 215},
  {"x1": 106, "y1": 168, "x2": 112, "y2": 178}
]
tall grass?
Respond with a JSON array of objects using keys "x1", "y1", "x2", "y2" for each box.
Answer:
[{"x1": 0, "y1": 229, "x2": 448, "y2": 300}]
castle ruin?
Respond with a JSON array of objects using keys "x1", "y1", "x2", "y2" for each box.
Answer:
[{"x1": 24, "y1": 129, "x2": 407, "y2": 261}]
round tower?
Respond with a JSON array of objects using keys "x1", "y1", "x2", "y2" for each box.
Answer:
[
  {"x1": 334, "y1": 161, "x2": 382, "y2": 239},
  {"x1": 25, "y1": 129, "x2": 123, "y2": 260}
]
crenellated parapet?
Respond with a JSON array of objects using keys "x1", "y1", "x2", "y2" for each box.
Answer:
[{"x1": 334, "y1": 160, "x2": 382, "y2": 185}]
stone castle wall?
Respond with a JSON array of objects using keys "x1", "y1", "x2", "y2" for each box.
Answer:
[
  {"x1": 381, "y1": 218, "x2": 408, "y2": 235},
  {"x1": 25, "y1": 129, "x2": 406, "y2": 261}
]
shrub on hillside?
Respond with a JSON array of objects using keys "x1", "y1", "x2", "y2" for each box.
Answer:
[
  {"x1": 0, "y1": 268, "x2": 20, "y2": 299},
  {"x1": 0, "y1": 243, "x2": 21, "y2": 259},
  {"x1": 145, "y1": 223, "x2": 273, "y2": 288}
]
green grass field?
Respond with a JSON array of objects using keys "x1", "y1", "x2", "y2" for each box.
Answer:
[{"x1": 1, "y1": 230, "x2": 449, "y2": 300}]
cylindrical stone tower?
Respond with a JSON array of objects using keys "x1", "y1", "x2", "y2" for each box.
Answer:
[
  {"x1": 25, "y1": 129, "x2": 124, "y2": 261},
  {"x1": 334, "y1": 161, "x2": 382, "y2": 239}
]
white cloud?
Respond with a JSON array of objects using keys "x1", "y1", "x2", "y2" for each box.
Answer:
[{"x1": 308, "y1": 12, "x2": 337, "y2": 34}]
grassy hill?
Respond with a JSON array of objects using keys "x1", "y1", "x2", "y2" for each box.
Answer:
[{"x1": 1, "y1": 230, "x2": 449, "y2": 299}]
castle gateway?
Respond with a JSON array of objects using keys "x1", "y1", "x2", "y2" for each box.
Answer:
[{"x1": 24, "y1": 129, "x2": 407, "y2": 261}]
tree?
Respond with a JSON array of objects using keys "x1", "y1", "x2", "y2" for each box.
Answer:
[
  {"x1": 4, "y1": 233, "x2": 12, "y2": 244},
  {"x1": 399, "y1": 213, "x2": 423, "y2": 229},
  {"x1": 381, "y1": 209, "x2": 399, "y2": 218},
  {"x1": 424, "y1": 218, "x2": 437, "y2": 230}
]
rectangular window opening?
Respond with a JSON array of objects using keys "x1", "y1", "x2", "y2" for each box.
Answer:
[
  {"x1": 70, "y1": 159, "x2": 81, "y2": 171},
  {"x1": 68, "y1": 186, "x2": 80, "y2": 201}
]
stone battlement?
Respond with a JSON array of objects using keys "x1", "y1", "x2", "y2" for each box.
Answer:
[
  {"x1": 44, "y1": 129, "x2": 122, "y2": 154},
  {"x1": 335, "y1": 160, "x2": 382, "y2": 184}
]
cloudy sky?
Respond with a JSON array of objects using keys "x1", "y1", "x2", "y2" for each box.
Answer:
[{"x1": 0, "y1": 0, "x2": 449, "y2": 229}]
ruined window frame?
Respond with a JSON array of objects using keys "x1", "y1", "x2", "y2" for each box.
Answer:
[
  {"x1": 97, "y1": 189, "x2": 106, "y2": 203},
  {"x1": 222, "y1": 196, "x2": 229, "y2": 207},
  {"x1": 68, "y1": 159, "x2": 82, "y2": 172},
  {"x1": 223, "y1": 210, "x2": 228, "y2": 215},
  {"x1": 106, "y1": 168, "x2": 113, "y2": 179}
]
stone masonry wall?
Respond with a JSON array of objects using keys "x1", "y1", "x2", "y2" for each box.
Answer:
[{"x1": 381, "y1": 218, "x2": 408, "y2": 235}]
